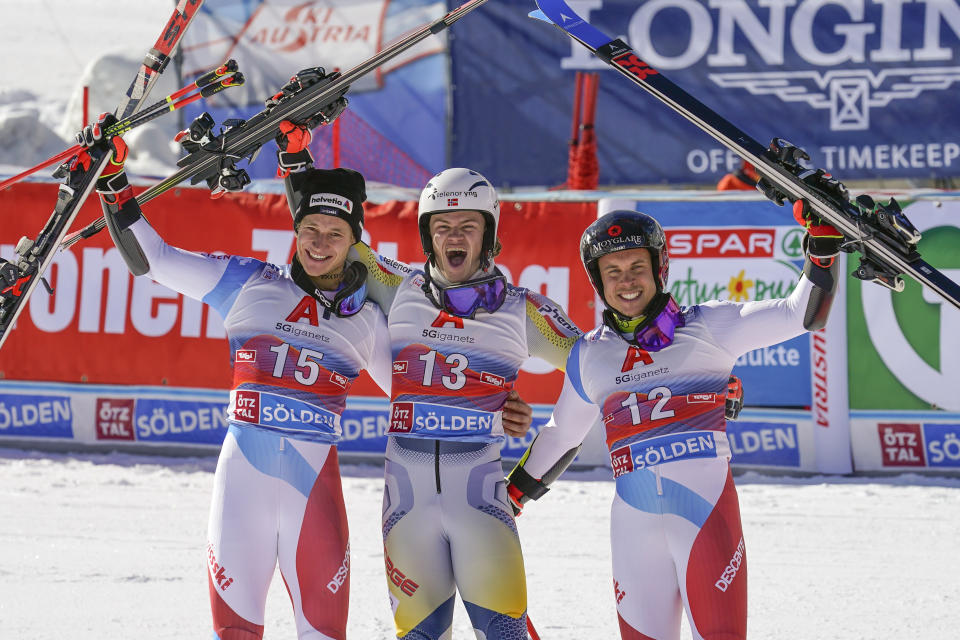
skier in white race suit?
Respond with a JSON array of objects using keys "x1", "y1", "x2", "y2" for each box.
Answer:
[
  {"x1": 82, "y1": 111, "x2": 393, "y2": 639},
  {"x1": 504, "y1": 196, "x2": 845, "y2": 640},
  {"x1": 348, "y1": 168, "x2": 581, "y2": 639}
]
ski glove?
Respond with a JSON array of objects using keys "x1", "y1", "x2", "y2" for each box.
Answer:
[
  {"x1": 75, "y1": 112, "x2": 131, "y2": 201},
  {"x1": 725, "y1": 376, "x2": 744, "y2": 421},
  {"x1": 794, "y1": 198, "x2": 844, "y2": 266},
  {"x1": 276, "y1": 120, "x2": 314, "y2": 177}
]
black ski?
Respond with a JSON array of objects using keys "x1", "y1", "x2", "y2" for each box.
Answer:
[
  {"x1": 0, "y1": 0, "x2": 206, "y2": 351},
  {"x1": 532, "y1": 0, "x2": 960, "y2": 311},
  {"x1": 63, "y1": 0, "x2": 493, "y2": 248}
]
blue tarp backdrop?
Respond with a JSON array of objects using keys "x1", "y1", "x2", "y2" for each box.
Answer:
[{"x1": 183, "y1": 0, "x2": 960, "y2": 187}]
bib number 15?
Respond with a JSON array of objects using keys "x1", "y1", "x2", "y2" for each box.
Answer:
[
  {"x1": 621, "y1": 386, "x2": 674, "y2": 425},
  {"x1": 269, "y1": 342, "x2": 324, "y2": 386}
]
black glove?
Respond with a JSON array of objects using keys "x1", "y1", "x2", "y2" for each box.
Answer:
[
  {"x1": 74, "y1": 112, "x2": 129, "y2": 195},
  {"x1": 264, "y1": 67, "x2": 349, "y2": 128}
]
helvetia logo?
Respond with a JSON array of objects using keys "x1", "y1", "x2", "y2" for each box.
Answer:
[{"x1": 309, "y1": 192, "x2": 352, "y2": 214}]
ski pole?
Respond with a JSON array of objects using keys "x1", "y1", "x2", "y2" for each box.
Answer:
[
  {"x1": 0, "y1": 147, "x2": 82, "y2": 192},
  {"x1": 527, "y1": 615, "x2": 541, "y2": 640},
  {"x1": 0, "y1": 61, "x2": 241, "y2": 192},
  {"x1": 107, "y1": 71, "x2": 244, "y2": 136},
  {"x1": 129, "y1": 59, "x2": 239, "y2": 122}
]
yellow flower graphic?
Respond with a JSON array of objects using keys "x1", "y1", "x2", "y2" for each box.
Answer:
[{"x1": 727, "y1": 270, "x2": 754, "y2": 301}]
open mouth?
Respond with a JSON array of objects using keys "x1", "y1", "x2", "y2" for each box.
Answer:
[
  {"x1": 618, "y1": 290, "x2": 641, "y2": 302},
  {"x1": 445, "y1": 248, "x2": 468, "y2": 268}
]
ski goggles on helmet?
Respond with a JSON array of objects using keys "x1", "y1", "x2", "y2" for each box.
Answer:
[{"x1": 425, "y1": 270, "x2": 508, "y2": 318}]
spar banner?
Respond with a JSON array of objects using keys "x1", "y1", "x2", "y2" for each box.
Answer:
[
  {"x1": 847, "y1": 199, "x2": 960, "y2": 471},
  {"x1": 598, "y1": 197, "x2": 814, "y2": 407},
  {"x1": 178, "y1": 0, "x2": 450, "y2": 187},
  {"x1": 0, "y1": 182, "x2": 597, "y2": 406},
  {"x1": 451, "y1": 0, "x2": 960, "y2": 187}
]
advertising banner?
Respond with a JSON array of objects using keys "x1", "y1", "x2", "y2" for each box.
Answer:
[
  {"x1": 450, "y1": 0, "x2": 960, "y2": 187},
  {"x1": 847, "y1": 199, "x2": 960, "y2": 471},
  {"x1": 0, "y1": 182, "x2": 597, "y2": 406},
  {"x1": 178, "y1": 0, "x2": 450, "y2": 186}
]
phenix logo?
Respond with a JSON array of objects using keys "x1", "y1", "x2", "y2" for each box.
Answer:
[{"x1": 309, "y1": 192, "x2": 352, "y2": 214}]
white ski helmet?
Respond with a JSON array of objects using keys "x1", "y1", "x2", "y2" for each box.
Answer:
[{"x1": 417, "y1": 168, "x2": 500, "y2": 264}]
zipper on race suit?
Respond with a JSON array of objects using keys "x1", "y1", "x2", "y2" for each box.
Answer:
[
  {"x1": 655, "y1": 464, "x2": 663, "y2": 496},
  {"x1": 434, "y1": 440, "x2": 441, "y2": 494}
]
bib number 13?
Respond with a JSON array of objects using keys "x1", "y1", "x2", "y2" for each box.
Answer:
[
  {"x1": 621, "y1": 386, "x2": 674, "y2": 425},
  {"x1": 419, "y1": 350, "x2": 468, "y2": 390}
]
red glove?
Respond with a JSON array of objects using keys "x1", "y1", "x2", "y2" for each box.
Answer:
[
  {"x1": 275, "y1": 119, "x2": 314, "y2": 178},
  {"x1": 793, "y1": 198, "x2": 844, "y2": 267}
]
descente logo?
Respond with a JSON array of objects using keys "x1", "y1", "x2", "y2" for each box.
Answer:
[{"x1": 309, "y1": 192, "x2": 352, "y2": 214}]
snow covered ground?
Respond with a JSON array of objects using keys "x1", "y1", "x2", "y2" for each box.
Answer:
[
  {"x1": 0, "y1": 0, "x2": 191, "y2": 175},
  {"x1": 1, "y1": 447, "x2": 958, "y2": 639}
]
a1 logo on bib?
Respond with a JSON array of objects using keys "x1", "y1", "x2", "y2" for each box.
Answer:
[{"x1": 621, "y1": 346, "x2": 654, "y2": 372}]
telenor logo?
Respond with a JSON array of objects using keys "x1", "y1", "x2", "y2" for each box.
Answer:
[{"x1": 309, "y1": 192, "x2": 352, "y2": 214}]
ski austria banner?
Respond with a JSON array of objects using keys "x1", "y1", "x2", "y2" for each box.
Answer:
[
  {"x1": 847, "y1": 199, "x2": 960, "y2": 471},
  {"x1": 452, "y1": 0, "x2": 960, "y2": 187},
  {"x1": 177, "y1": 0, "x2": 450, "y2": 187},
  {"x1": 597, "y1": 196, "x2": 850, "y2": 473}
]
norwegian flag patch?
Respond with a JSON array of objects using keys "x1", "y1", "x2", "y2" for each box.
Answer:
[{"x1": 447, "y1": 197, "x2": 459, "y2": 206}]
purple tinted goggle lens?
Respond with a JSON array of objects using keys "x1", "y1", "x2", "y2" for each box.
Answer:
[
  {"x1": 335, "y1": 281, "x2": 367, "y2": 317},
  {"x1": 440, "y1": 277, "x2": 506, "y2": 318},
  {"x1": 633, "y1": 296, "x2": 684, "y2": 351}
]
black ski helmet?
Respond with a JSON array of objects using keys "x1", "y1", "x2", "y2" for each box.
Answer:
[{"x1": 580, "y1": 210, "x2": 670, "y2": 303}]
